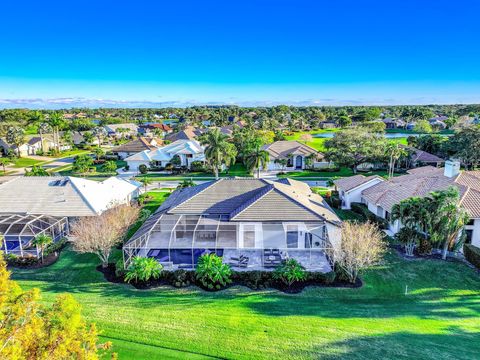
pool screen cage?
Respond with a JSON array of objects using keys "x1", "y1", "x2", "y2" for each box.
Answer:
[
  {"x1": 0, "y1": 214, "x2": 69, "y2": 257},
  {"x1": 123, "y1": 213, "x2": 334, "y2": 270}
]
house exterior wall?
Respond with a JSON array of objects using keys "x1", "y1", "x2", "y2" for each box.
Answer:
[
  {"x1": 339, "y1": 179, "x2": 384, "y2": 209},
  {"x1": 466, "y1": 218, "x2": 480, "y2": 247},
  {"x1": 266, "y1": 155, "x2": 307, "y2": 171}
]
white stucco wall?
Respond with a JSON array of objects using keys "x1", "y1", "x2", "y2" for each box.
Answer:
[
  {"x1": 466, "y1": 218, "x2": 480, "y2": 247},
  {"x1": 341, "y1": 179, "x2": 384, "y2": 209}
]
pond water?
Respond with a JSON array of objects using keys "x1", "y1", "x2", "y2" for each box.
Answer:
[{"x1": 313, "y1": 132, "x2": 421, "y2": 139}]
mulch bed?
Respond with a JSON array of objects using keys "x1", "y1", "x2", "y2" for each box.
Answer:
[
  {"x1": 7, "y1": 251, "x2": 61, "y2": 269},
  {"x1": 96, "y1": 265, "x2": 361, "y2": 294}
]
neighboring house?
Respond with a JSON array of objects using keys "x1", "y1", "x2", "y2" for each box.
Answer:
[
  {"x1": 112, "y1": 137, "x2": 163, "y2": 159},
  {"x1": 123, "y1": 178, "x2": 342, "y2": 271},
  {"x1": 165, "y1": 126, "x2": 204, "y2": 142},
  {"x1": 0, "y1": 176, "x2": 140, "y2": 218},
  {"x1": 262, "y1": 140, "x2": 324, "y2": 171},
  {"x1": 401, "y1": 145, "x2": 445, "y2": 168},
  {"x1": 0, "y1": 138, "x2": 30, "y2": 157},
  {"x1": 334, "y1": 175, "x2": 384, "y2": 209},
  {"x1": 104, "y1": 123, "x2": 139, "y2": 138},
  {"x1": 27, "y1": 135, "x2": 71, "y2": 155},
  {"x1": 139, "y1": 123, "x2": 173, "y2": 137},
  {"x1": 382, "y1": 118, "x2": 406, "y2": 129},
  {"x1": 125, "y1": 139, "x2": 205, "y2": 171},
  {"x1": 69, "y1": 131, "x2": 100, "y2": 146},
  {"x1": 359, "y1": 161, "x2": 480, "y2": 247},
  {"x1": 319, "y1": 121, "x2": 337, "y2": 129}
]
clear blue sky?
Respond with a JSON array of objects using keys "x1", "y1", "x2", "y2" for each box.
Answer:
[{"x1": 1, "y1": 0, "x2": 479, "y2": 108}]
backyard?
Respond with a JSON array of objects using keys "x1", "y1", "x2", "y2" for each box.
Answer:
[{"x1": 11, "y1": 248, "x2": 480, "y2": 359}]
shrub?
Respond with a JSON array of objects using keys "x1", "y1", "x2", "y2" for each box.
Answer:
[
  {"x1": 115, "y1": 257, "x2": 126, "y2": 277},
  {"x1": 124, "y1": 256, "x2": 163, "y2": 283},
  {"x1": 195, "y1": 253, "x2": 232, "y2": 290},
  {"x1": 138, "y1": 164, "x2": 148, "y2": 174},
  {"x1": 394, "y1": 227, "x2": 424, "y2": 256},
  {"x1": 307, "y1": 271, "x2": 336, "y2": 285},
  {"x1": 417, "y1": 238, "x2": 433, "y2": 255},
  {"x1": 164, "y1": 270, "x2": 193, "y2": 287},
  {"x1": 4, "y1": 253, "x2": 39, "y2": 267},
  {"x1": 464, "y1": 244, "x2": 480, "y2": 269},
  {"x1": 190, "y1": 161, "x2": 205, "y2": 172},
  {"x1": 232, "y1": 271, "x2": 273, "y2": 290},
  {"x1": 44, "y1": 239, "x2": 67, "y2": 256},
  {"x1": 101, "y1": 160, "x2": 117, "y2": 173},
  {"x1": 273, "y1": 258, "x2": 307, "y2": 287},
  {"x1": 138, "y1": 208, "x2": 152, "y2": 222}
]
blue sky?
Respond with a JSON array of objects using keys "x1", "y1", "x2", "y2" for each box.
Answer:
[{"x1": 1, "y1": 0, "x2": 479, "y2": 108}]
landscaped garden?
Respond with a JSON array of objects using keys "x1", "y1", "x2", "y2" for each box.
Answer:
[{"x1": 11, "y1": 246, "x2": 480, "y2": 359}]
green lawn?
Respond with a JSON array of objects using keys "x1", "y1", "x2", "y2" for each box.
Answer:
[
  {"x1": 11, "y1": 248, "x2": 480, "y2": 359},
  {"x1": 58, "y1": 160, "x2": 127, "y2": 177},
  {"x1": 279, "y1": 168, "x2": 393, "y2": 179},
  {"x1": 137, "y1": 163, "x2": 252, "y2": 181},
  {"x1": 11, "y1": 157, "x2": 42, "y2": 168}
]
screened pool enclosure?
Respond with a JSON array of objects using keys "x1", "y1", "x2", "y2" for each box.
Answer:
[
  {"x1": 123, "y1": 213, "x2": 335, "y2": 272},
  {"x1": 0, "y1": 214, "x2": 69, "y2": 257}
]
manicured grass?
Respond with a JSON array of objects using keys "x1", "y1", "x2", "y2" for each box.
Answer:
[
  {"x1": 58, "y1": 160, "x2": 127, "y2": 177},
  {"x1": 137, "y1": 163, "x2": 252, "y2": 181},
  {"x1": 333, "y1": 208, "x2": 366, "y2": 221},
  {"x1": 11, "y1": 247, "x2": 480, "y2": 359},
  {"x1": 11, "y1": 157, "x2": 42, "y2": 168},
  {"x1": 279, "y1": 168, "x2": 394, "y2": 179}
]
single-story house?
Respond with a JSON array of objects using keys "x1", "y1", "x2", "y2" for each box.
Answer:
[
  {"x1": 359, "y1": 161, "x2": 480, "y2": 247},
  {"x1": 334, "y1": 175, "x2": 384, "y2": 209},
  {"x1": 0, "y1": 138, "x2": 30, "y2": 157},
  {"x1": 125, "y1": 139, "x2": 205, "y2": 171},
  {"x1": 165, "y1": 126, "x2": 204, "y2": 142},
  {"x1": 401, "y1": 145, "x2": 445, "y2": 168},
  {"x1": 262, "y1": 140, "x2": 325, "y2": 171},
  {"x1": 0, "y1": 176, "x2": 140, "y2": 218},
  {"x1": 104, "y1": 123, "x2": 139, "y2": 138},
  {"x1": 123, "y1": 178, "x2": 342, "y2": 271},
  {"x1": 112, "y1": 137, "x2": 163, "y2": 159},
  {"x1": 139, "y1": 123, "x2": 173, "y2": 137},
  {"x1": 382, "y1": 118, "x2": 406, "y2": 129},
  {"x1": 319, "y1": 121, "x2": 338, "y2": 129}
]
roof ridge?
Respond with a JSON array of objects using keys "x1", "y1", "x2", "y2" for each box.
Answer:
[
  {"x1": 168, "y1": 179, "x2": 221, "y2": 212},
  {"x1": 61, "y1": 177, "x2": 99, "y2": 215}
]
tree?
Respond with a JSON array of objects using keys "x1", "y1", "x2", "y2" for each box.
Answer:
[
  {"x1": 0, "y1": 157, "x2": 12, "y2": 175},
  {"x1": 25, "y1": 165, "x2": 49, "y2": 176},
  {"x1": 6, "y1": 126, "x2": 26, "y2": 157},
  {"x1": 93, "y1": 147, "x2": 105, "y2": 161},
  {"x1": 72, "y1": 154, "x2": 94, "y2": 174},
  {"x1": 414, "y1": 120, "x2": 433, "y2": 133},
  {"x1": 245, "y1": 144, "x2": 269, "y2": 178},
  {"x1": 325, "y1": 129, "x2": 385, "y2": 173},
  {"x1": 274, "y1": 158, "x2": 288, "y2": 172},
  {"x1": 47, "y1": 112, "x2": 65, "y2": 153},
  {"x1": 273, "y1": 258, "x2": 307, "y2": 287},
  {"x1": 124, "y1": 256, "x2": 163, "y2": 283},
  {"x1": 0, "y1": 255, "x2": 112, "y2": 359},
  {"x1": 83, "y1": 131, "x2": 94, "y2": 146},
  {"x1": 333, "y1": 222, "x2": 385, "y2": 283},
  {"x1": 139, "y1": 177, "x2": 152, "y2": 192},
  {"x1": 200, "y1": 128, "x2": 237, "y2": 179},
  {"x1": 71, "y1": 204, "x2": 140, "y2": 268},
  {"x1": 138, "y1": 163, "x2": 148, "y2": 174},
  {"x1": 385, "y1": 143, "x2": 408, "y2": 178},
  {"x1": 448, "y1": 126, "x2": 480, "y2": 169},
  {"x1": 337, "y1": 115, "x2": 352, "y2": 128},
  {"x1": 195, "y1": 253, "x2": 232, "y2": 290},
  {"x1": 299, "y1": 133, "x2": 313, "y2": 144},
  {"x1": 32, "y1": 233, "x2": 53, "y2": 263},
  {"x1": 92, "y1": 127, "x2": 108, "y2": 146},
  {"x1": 427, "y1": 187, "x2": 470, "y2": 260},
  {"x1": 101, "y1": 160, "x2": 117, "y2": 173},
  {"x1": 177, "y1": 179, "x2": 195, "y2": 189},
  {"x1": 170, "y1": 154, "x2": 182, "y2": 167}
]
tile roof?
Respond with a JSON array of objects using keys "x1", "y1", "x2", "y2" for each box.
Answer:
[
  {"x1": 362, "y1": 166, "x2": 480, "y2": 218},
  {"x1": 400, "y1": 145, "x2": 445, "y2": 164},
  {"x1": 262, "y1": 140, "x2": 322, "y2": 160},
  {"x1": 112, "y1": 137, "x2": 162, "y2": 153},
  {"x1": 334, "y1": 175, "x2": 383, "y2": 192}
]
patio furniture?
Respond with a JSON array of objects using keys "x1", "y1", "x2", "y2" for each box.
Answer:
[{"x1": 228, "y1": 254, "x2": 249, "y2": 268}]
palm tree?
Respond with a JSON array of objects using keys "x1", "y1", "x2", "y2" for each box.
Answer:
[
  {"x1": 386, "y1": 143, "x2": 408, "y2": 178},
  {"x1": 200, "y1": 128, "x2": 237, "y2": 179},
  {"x1": 47, "y1": 112, "x2": 65, "y2": 153},
  {"x1": 93, "y1": 147, "x2": 105, "y2": 161},
  {"x1": 33, "y1": 234, "x2": 53, "y2": 263},
  {"x1": 0, "y1": 157, "x2": 12, "y2": 175},
  {"x1": 139, "y1": 177, "x2": 152, "y2": 193},
  {"x1": 245, "y1": 144, "x2": 270, "y2": 178}
]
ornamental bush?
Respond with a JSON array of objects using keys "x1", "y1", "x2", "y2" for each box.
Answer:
[
  {"x1": 124, "y1": 256, "x2": 163, "y2": 283},
  {"x1": 273, "y1": 258, "x2": 307, "y2": 287},
  {"x1": 195, "y1": 253, "x2": 232, "y2": 290},
  {"x1": 138, "y1": 164, "x2": 148, "y2": 174},
  {"x1": 464, "y1": 244, "x2": 480, "y2": 269}
]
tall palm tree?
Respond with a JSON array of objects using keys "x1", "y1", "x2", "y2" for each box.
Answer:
[
  {"x1": 245, "y1": 144, "x2": 270, "y2": 178},
  {"x1": 386, "y1": 143, "x2": 408, "y2": 178},
  {"x1": 47, "y1": 112, "x2": 65, "y2": 153},
  {"x1": 33, "y1": 233, "x2": 53, "y2": 263},
  {"x1": 200, "y1": 128, "x2": 237, "y2": 179},
  {"x1": 0, "y1": 157, "x2": 12, "y2": 175}
]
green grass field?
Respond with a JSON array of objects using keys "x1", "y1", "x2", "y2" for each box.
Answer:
[
  {"x1": 136, "y1": 163, "x2": 252, "y2": 181},
  {"x1": 11, "y1": 157, "x2": 42, "y2": 168},
  {"x1": 11, "y1": 250, "x2": 480, "y2": 359}
]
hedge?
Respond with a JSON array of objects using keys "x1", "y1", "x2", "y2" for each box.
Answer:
[{"x1": 464, "y1": 244, "x2": 480, "y2": 269}]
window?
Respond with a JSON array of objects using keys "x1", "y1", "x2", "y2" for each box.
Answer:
[
  {"x1": 243, "y1": 225, "x2": 255, "y2": 248},
  {"x1": 286, "y1": 225, "x2": 298, "y2": 248},
  {"x1": 465, "y1": 230, "x2": 473, "y2": 244}
]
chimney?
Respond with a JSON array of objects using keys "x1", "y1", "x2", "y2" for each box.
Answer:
[{"x1": 444, "y1": 160, "x2": 461, "y2": 178}]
